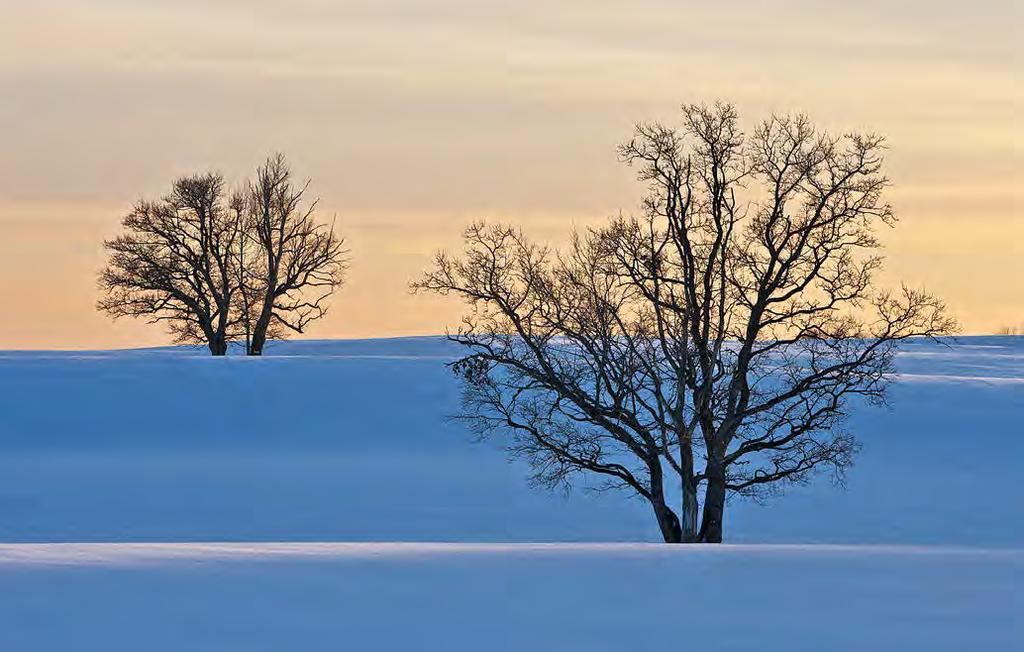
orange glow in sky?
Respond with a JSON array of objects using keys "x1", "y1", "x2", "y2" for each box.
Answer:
[{"x1": 1, "y1": 0, "x2": 1021, "y2": 348}]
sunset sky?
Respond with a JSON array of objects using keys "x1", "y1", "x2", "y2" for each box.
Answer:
[{"x1": 1, "y1": 0, "x2": 1020, "y2": 349}]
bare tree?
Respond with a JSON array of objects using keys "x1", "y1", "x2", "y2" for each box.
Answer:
[
  {"x1": 415, "y1": 102, "x2": 956, "y2": 543},
  {"x1": 241, "y1": 154, "x2": 347, "y2": 355},
  {"x1": 99, "y1": 172, "x2": 242, "y2": 355}
]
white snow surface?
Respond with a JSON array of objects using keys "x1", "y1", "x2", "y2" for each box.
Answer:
[
  {"x1": 0, "y1": 542, "x2": 1020, "y2": 650},
  {"x1": 1, "y1": 335, "x2": 1022, "y2": 649}
]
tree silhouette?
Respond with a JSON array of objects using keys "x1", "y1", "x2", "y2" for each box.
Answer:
[
  {"x1": 415, "y1": 102, "x2": 956, "y2": 542},
  {"x1": 99, "y1": 173, "x2": 242, "y2": 355},
  {"x1": 240, "y1": 154, "x2": 346, "y2": 356},
  {"x1": 98, "y1": 155, "x2": 345, "y2": 355}
]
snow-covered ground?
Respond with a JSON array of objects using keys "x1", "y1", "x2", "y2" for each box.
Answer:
[
  {"x1": 0, "y1": 336, "x2": 1022, "y2": 648},
  {"x1": 1, "y1": 543, "x2": 1020, "y2": 651},
  {"x1": 1, "y1": 335, "x2": 1022, "y2": 545}
]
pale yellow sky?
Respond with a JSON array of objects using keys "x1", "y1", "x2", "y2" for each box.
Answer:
[{"x1": 1, "y1": 0, "x2": 1021, "y2": 348}]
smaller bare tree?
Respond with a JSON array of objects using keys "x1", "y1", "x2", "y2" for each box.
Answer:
[
  {"x1": 241, "y1": 154, "x2": 347, "y2": 356},
  {"x1": 99, "y1": 173, "x2": 242, "y2": 355}
]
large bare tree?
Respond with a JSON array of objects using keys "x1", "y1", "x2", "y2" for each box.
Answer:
[
  {"x1": 415, "y1": 103, "x2": 956, "y2": 543},
  {"x1": 99, "y1": 172, "x2": 242, "y2": 355},
  {"x1": 240, "y1": 154, "x2": 347, "y2": 355}
]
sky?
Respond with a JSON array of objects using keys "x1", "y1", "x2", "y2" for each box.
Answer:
[{"x1": 1, "y1": 0, "x2": 1020, "y2": 349}]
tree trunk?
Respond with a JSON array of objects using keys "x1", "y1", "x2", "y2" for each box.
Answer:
[
  {"x1": 208, "y1": 335, "x2": 228, "y2": 356},
  {"x1": 699, "y1": 471, "x2": 726, "y2": 543},
  {"x1": 248, "y1": 333, "x2": 265, "y2": 356},
  {"x1": 681, "y1": 479, "x2": 700, "y2": 543},
  {"x1": 249, "y1": 308, "x2": 273, "y2": 356},
  {"x1": 652, "y1": 500, "x2": 682, "y2": 543},
  {"x1": 201, "y1": 318, "x2": 228, "y2": 356},
  {"x1": 248, "y1": 252, "x2": 279, "y2": 356}
]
